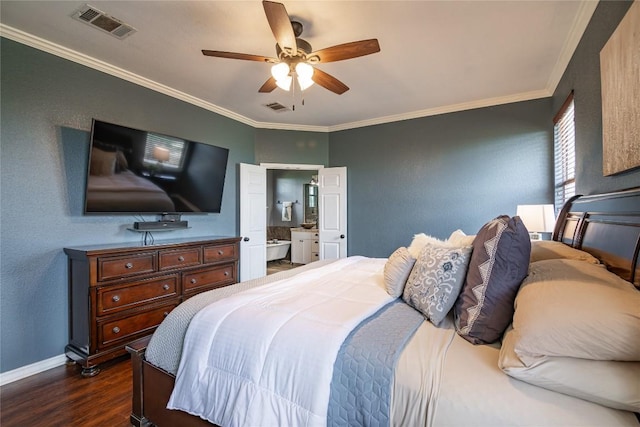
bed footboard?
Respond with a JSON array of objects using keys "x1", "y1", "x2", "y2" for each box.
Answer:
[{"x1": 126, "y1": 337, "x2": 214, "y2": 427}]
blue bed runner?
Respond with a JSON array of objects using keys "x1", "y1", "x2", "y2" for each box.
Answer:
[{"x1": 327, "y1": 299, "x2": 424, "y2": 427}]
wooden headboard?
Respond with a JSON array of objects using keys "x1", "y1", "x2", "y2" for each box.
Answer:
[{"x1": 552, "y1": 187, "x2": 640, "y2": 288}]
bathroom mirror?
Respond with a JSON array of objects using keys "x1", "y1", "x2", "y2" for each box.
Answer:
[{"x1": 303, "y1": 184, "x2": 318, "y2": 224}]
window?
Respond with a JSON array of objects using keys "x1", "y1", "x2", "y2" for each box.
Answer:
[
  {"x1": 553, "y1": 93, "x2": 575, "y2": 213},
  {"x1": 143, "y1": 132, "x2": 186, "y2": 171}
]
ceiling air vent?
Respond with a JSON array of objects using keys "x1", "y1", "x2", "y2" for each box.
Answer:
[
  {"x1": 264, "y1": 102, "x2": 290, "y2": 113},
  {"x1": 72, "y1": 4, "x2": 136, "y2": 40}
]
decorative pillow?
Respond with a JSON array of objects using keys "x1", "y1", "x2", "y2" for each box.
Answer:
[
  {"x1": 529, "y1": 240, "x2": 600, "y2": 264},
  {"x1": 454, "y1": 215, "x2": 531, "y2": 344},
  {"x1": 90, "y1": 147, "x2": 116, "y2": 176},
  {"x1": 403, "y1": 243, "x2": 472, "y2": 326},
  {"x1": 509, "y1": 259, "x2": 640, "y2": 361},
  {"x1": 447, "y1": 229, "x2": 476, "y2": 247},
  {"x1": 407, "y1": 233, "x2": 447, "y2": 259},
  {"x1": 499, "y1": 325, "x2": 640, "y2": 412},
  {"x1": 384, "y1": 247, "x2": 416, "y2": 297},
  {"x1": 115, "y1": 150, "x2": 129, "y2": 172}
]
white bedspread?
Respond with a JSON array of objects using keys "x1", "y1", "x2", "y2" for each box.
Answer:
[{"x1": 167, "y1": 256, "x2": 393, "y2": 427}]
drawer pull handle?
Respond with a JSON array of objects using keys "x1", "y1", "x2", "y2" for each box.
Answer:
[
  {"x1": 218, "y1": 250, "x2": 224, "y2": 255},
  {"x1": 163, "y1": 312, "x2": 169, "y2": 317},
  {"x1": 178, "y1": 256, "x2": 185, "y2": 262},
  {"x1": 112, "y1": 326, "x2": 120, "y2": 334},
  {"x1": 125, "y1": 262, "x2": 133, "y2": 269},
  {"x1": 112, "y1": 295, "x2": 120, "y2": 302},
  {"x1": 190, "y1": 279, "x2": 197, "y2": 284},
  {"x1": 224, "y1": 271, "x2": 229, "y2": 276},
  {"x1": 163, "y1": 284, "x2": 170, "y2": 290}
]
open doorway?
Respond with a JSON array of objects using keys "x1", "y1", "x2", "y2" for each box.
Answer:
[{"x1": 265, "y1": 166, "x2": 319, "y2": 274}]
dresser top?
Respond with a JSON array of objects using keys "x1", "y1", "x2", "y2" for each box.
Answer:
[{"x1": 64, "y1": 236, "x2": 241, "y2": 257}]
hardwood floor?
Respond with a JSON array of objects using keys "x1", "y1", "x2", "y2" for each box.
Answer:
[{"x1": 1, "y1": 356, "x2": 133, "y2": 427}]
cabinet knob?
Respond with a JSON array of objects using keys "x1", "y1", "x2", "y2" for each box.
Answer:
[
  {"x1": 163, "y1": 312, "x2": 169, "y2": 317},
  {"x1": 162, "y1": 284, "x2": 170, "y2": 290},
  {"x1": 125, "y1": 262, "x2": 133, "y2": 269},
  {"x1": 218, "y1": 250, "x2": 224, "y2": 255},
  {"x1": 224, "y1": 271, "x2": 229, "y2": 276},
  {"x1": 190, "y1": 278, "x2": 197, "y2": 284},
  {"x1": 177, "y1": 256, "x2": 185, "y2": 262},
  {"x1": 112, "y1": 326, "x2": 120, "y2": 334},
  {"x1": 112, "y1": 295, "x2": 120, "y2": 302}
]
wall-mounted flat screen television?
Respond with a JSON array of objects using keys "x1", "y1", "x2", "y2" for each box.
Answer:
[{"x1": 84, "y1": 119, "x2": 229, "y2": 215}]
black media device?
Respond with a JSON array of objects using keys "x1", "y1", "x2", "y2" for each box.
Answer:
[
  {"x1": 133, "y1": 220, "x2": 189, "y2": 230},
  {"x1": 84, "y1": 119, "x2": 229, "y2": 215}
]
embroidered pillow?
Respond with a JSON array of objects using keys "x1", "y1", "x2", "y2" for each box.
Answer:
[
  {"x1": 403, "y1": 243, "x2": 472, "y2": 326},
  {"x1": 384, "y1": 247, "x2": 416, "y2": 297},
  {"x1": 454, "y1": 215, "x2": 531, "y2": 344}
]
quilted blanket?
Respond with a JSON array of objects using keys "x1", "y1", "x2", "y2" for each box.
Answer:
[
  {"x1": 167, "y1": 256, "x2": 394, "y2": 427},
  {"x1": 328, "y1": 299, "x2": 425, "y2": 427}
]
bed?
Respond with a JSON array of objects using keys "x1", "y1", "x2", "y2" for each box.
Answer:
[
  {"x1": 127, "y1": 187, "x2": 640, "y2": 427},
  {"x1": 85, "y1": 147, "x2": 175, "y2": 213}
]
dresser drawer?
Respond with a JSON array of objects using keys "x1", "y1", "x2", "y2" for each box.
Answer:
[
  {"x1": 98, "y1": 253, "x2": 156, "y2": 281},
  {"x1": 97, "y1": 302, "x2": 178, "y2": 349},
  {"x1": 159, "y1": 248, "x2": 201, "y2": 271},
  {"x1": 183, "y1": 264, "x2": 236, "y2": 293},
  {"x1": 203, "y1": 244, "x2": 238, "y2": 263},
  {"x1": 97, "y1": 275, "x2": 179, "y2": 315}
]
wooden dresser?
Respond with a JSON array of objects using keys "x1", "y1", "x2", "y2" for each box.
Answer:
[{"x1": 64, "y1": 236, "x2": 241, "y2": 376}]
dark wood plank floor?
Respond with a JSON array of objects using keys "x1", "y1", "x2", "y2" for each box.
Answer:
[{"x1": 1, "y1": 356, "x2": 133, "y2": 427}]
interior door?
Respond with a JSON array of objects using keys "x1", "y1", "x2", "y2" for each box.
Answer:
[
  {"x1": 318, "y1": 167, "x2": 347, "y2": 260},
  {"x1": 239, "y1": 163, "x2": 267, "y2": 281}
]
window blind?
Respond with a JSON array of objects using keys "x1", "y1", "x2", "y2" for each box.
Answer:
[
  {"x1": 143, "y1": 132, "x2": 186, "y2": 169},
  {"x1": 553, "y1": 93, "x2": 575, "y2": 213}
]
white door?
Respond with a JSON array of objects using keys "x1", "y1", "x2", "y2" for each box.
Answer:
[
  {"x1": 239, "y1": 163, "x2": 267, "y2": 281},
  {"x1": 318, "y1": 167, "x2": 347, "y2": 260}
]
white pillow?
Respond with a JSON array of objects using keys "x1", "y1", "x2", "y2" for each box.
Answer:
[
  {"x1": 384, "y1": 247, "x2": 416, "y2": 297},
  {"x1": 529, "y1": 240, "x2": 600, "y2": 264},
  {"x1": 407, "y1": 233, "x2": 448, "y2": 258},
  {"x1": 408, "y1": 231, "x2": 473, "y2": 259},
  {"x1": 511, "y1": 259, "x2": 640, "y2": 361},
  {"x1": 447, "y1": 229, "x2": 475, "y2": 247},
  {"x1": 500, "y1": 326, "x2": 640, "y2": 412}
]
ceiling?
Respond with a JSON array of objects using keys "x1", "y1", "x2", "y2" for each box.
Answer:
[{"x1": 0, "y1": 1, "x2": 597, "y2": 132}]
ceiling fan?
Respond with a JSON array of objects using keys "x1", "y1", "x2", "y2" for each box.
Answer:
[{"x1": 202, "y1": 1, "x2": 381, "y2": 95}]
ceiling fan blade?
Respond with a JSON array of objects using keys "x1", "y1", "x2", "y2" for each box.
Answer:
[
  {"x1": 262, "y1": 1, "x2": 297, "y2": 55},
  {"x1": 259, "y1": 77, "x2": 278, "y2": 93},
  {"x1": 310, "y1": 39, "x2": 380, "y2": 63},
  {"x1": 312, "y1": 68, "x2": 349, "y2": 95},
  {"x1": 202, "y1": 50, "x2": 276, "y2": 63}
]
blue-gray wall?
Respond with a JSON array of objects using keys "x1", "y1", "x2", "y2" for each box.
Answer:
[
  {"x1": 552, "y1": 0, "x2": 639, "y2": 195},
  {"x1": 2, "y1": 0, "x2": 638, "y2": 374},
  {"x1": 255, "y1": 128, "x2": 329, "y2": 165},
  {"x1": 329, "y1": 99, "x2": 553, "y2": 257},
  {"x1": 0, "y1": 37, "x2": 331, "y2": 373}
]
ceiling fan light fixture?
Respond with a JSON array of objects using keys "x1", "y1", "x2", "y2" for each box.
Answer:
[
  {"x1": 271, "y1": 62, "x2": 290, "y2": 81},
  {"x1": 275, "y1": 75, "x2": 292, "y2": 91},
  {"x1": 295, "y1": 62, "x2": 315, "y2": 90}
]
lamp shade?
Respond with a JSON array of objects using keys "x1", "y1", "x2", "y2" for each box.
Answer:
[
  {"x1": 516, "y1": 204, "x2": 556, "y2": 233},
  {"x1": 153, "y1": 146, "x2": 170, "y2": 162}
]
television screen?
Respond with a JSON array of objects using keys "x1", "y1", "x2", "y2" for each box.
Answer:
[{"x1": 84, "y1": 119, "x2": 229, "y2": 214}]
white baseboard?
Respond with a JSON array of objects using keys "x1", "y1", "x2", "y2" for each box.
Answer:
[{"x1": 0, "y1": 354, "x2": 68, "y2": 386}]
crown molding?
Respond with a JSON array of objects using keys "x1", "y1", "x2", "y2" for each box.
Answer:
[
  {"x1": 328, "y1": 89, "x2": 551, "y2": 132},
  {"x1": 2, "y1": 7, "x2": 589, "y2": 134},
  {"x1": 0, "y1": 24, "x2": 263, "y2": 128},
  {"x1": 546, "y1": 1, "x2": 599, "y2": 95}
]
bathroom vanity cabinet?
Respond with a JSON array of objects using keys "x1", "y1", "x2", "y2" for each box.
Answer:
[{"x1": 291, "y1": 229, "x2": 319, "y2": 264}]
